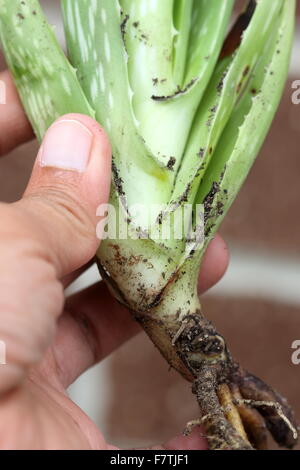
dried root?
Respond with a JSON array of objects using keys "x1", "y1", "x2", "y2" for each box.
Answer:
[
  {"x1": 172, "y1": 313, "x2": 298, "y2": 450},
  {"x1": 230, "y1": 383, "x2": 268, "y2": 450},
  {"x1": 217, "y1": 383, "x2": 250, "y2": 445}
]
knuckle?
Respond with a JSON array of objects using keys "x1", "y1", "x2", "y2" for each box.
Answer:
[
  {"x1": 0, "y1": 256, "x2": 64, "y2": 368},
  {"x1": 64, "y1": 302, "x2": 101, "y2": 363},
  {"x1": 28, "y1": 180, "x2": 97, "y2": 248}
]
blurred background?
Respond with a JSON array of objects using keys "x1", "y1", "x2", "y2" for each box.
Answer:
[{"x1": 0, "y1": 0, "x2": 299, "y2": 450}]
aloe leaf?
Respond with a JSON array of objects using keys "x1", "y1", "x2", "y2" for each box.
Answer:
[
  {"x1": 62, "y1": 0, "x2": 173, "y2": 227},
  {"x1": 121, "y1": 0, "x2": 234, "y2": 170},
  {"x1": 172, "y1": 0, "x2": 193, "y2": 86},
  {"x1": 0, "y1": 0, "x2": 94, "y2": 141},
  {"x1": 62, "y1": 0, "x2": 234, "y2": 174},
  {"x1": 196, "y1": 0, "x2": 295, "y2": 249},
  {"x1": 171, "y1": 0, "x2": 285, "y2": 206}
]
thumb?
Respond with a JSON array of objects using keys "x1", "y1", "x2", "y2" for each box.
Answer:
[
  {"x1": 20, "y1": 113, "x2": 111, "y2": 277},
  {"x1": 0, "y1": 114, "x2": 111, "y2": 392}
]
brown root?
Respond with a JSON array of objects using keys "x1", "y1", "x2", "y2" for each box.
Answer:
[
  {"x1": 217, "y1": 383, "x2": 250, "y2": 445},
  {"x1": 105, "y1": 270, "x2": 298, "y2": 450},
  {"x1": 230, "y1": 383, "x2": 268, "y2": 450},
  {"x1": 233, "y1": 368, "x2": 298, "y2": 449},
  {"x1": 192, "y1": 369, "x2": 253, "y2": 450},
  {"x1": 171, "y1": 313, "x2": 298, "y2": 450}
]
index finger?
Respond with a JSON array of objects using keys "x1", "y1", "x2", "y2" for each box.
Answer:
[{"x1": 0, "y1": 70, "x2": 34, "y2": 156}]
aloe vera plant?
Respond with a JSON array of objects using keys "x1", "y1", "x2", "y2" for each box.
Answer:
[{"x1": 0, "y1": 0, "x2": 298, "y2": 450}]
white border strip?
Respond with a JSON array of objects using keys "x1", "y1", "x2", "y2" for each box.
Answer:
[{"x1": 207, "y1": 244, "x2": 300, "y2": 307}]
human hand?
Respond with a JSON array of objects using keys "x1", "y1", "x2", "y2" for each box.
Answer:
[{"x1": 0, "y1": 70, "x2": 229, "y2": 450}]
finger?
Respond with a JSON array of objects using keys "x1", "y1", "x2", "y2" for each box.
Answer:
[
  {"x1": 105, "y1": 427, "x2": 208, "y2": 450},
  {"x1": 51, "y1": 281, "x2": 140, "y2": 388},
  {"x1": 0, "y1": 114, "x2": 111, "y2": 393},
  {"x1": 156, "y1": 427, "x2": 208, "y2": 450},
  {"x1": 61, "y1": 259, "x2": 95, "y2": 288},
  {"x1": 107, "y1": 427, "x2": 208, "y2": 451},
  {"x1": 0, "y1": 70, "x2": 33, "y2": 156},
  {"x1": 22, "y1": 113, "x2": 111, "y2": 276},
  {"x1": 198, "y1": 234, "x2": 229, "y2": 294}
]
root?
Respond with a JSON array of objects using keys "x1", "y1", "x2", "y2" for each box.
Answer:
[
  {"x1": 217, "y1": 384, "x2": 250, "y2": 444},
  {"x1": 183, "y1": 419, "x2": 202, "y2": 436},
  {"x1": 183, "y1": 419, "x2": 235, "y2": 448},
  {"x1": 192, "y1": 370, "x2": 253, "y2": 450},
  {"x1": 230, "y1": 384, "x2": 268, "y2": 450},
  {"x1": 130, "y1": 306, "x2": 298, "y2": 450},
  {"x1": 234, "y1": 368, "x2": 298, "y2": 448},
  {"x1": 172, "y1": 312, "x2": 298, "y2": 450},
  {"x1": 172, "y1": 317, "x2": 192, "y2": 346},
  {"x1": 233, "y1": 398, "x2": 298, "y2": 442}
]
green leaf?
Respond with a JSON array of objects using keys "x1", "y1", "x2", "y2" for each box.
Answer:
[
  {"x1": 196, "y1": 0, "x2": 295, "y2": 249},
  {"x1": 0, "y1": 0, "x2": 94, "y2": 141}
]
